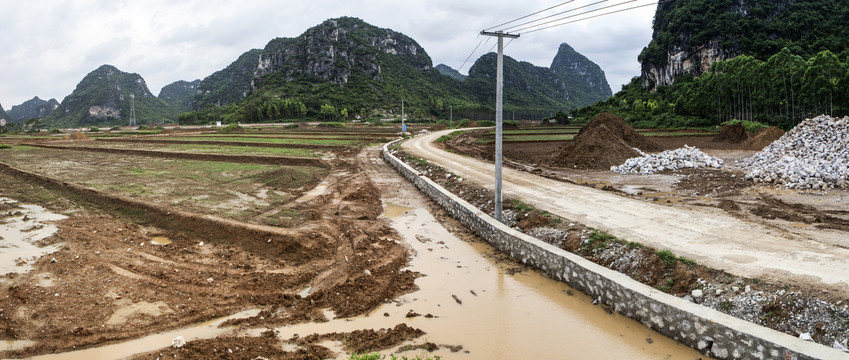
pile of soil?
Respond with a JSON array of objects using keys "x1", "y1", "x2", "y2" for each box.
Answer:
[
  {"x1": 547, "y1": 113, "x2": 658, "y2": 170},
  {"x1": 712, "y1": 124, "x2": 747, "y2": 143},
  {"x1": 740, "y1": 126, "x2": 785, "y2": 150},
  {"x1": 67, "y1": 131, "x2": 88, "y2": 140}
]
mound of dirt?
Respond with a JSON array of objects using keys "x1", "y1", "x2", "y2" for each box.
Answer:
[
  {"x1": 67, "y1": 131, "x2": 88, "y2": 140},
  {"x1": 547, "y1": 113, "x2": 656, "y2": 170},
  {"x1": 712, "y1": 124, "x2": 747, "y2": 143},
  {"x1": 547, "y1": 124, "x2": 642, "y2": 170},
  {"x1": 740, "y1": 126, "x2": 785, "y2": 150},
  {"x1": 576, "y1": 112, "x2": 662, "y2": 152}
]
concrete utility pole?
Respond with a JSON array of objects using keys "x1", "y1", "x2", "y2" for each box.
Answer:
[{"x1": 480, "y1": 30, "x2": 519, "y2": 222}]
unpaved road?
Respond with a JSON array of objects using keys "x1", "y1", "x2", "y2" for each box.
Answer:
[{"x1": 403, "y1": 129, "x2": 849, "y2": 293}]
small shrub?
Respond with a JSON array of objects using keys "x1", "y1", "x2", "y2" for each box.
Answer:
[
  {"x1": 50, "y1": 129, "x2": 63, "y2": 134},
  {"x1": 511, "y1": 200, "x2": 534, "y2": 214},
  {"x1": 435, "y1": 135, "x2": 453, "y2": 143},
  {"x1": 110, "y1": 126, "x2": 120, "y2": 131},
  {"x1": 220, "y1": 123, "x2": 243, "y2": 133},
  {"x1": 284, "y1": 124, "x2": 299, "y2": 129},
  {"x1": 476, "y1": 120, "x2": 495, "y2": 127},
  {"x1": 155, "y1": 126, "x2": 165, "y2": 130},
  {"x1": 678, "y1": 256, "x2": 696, "y2": 266},
  {"x1": 319, "y1": 122, "x2": 347, "y2": 128},
  {"x1": 137, "y1": 125, "x2": 149, "y2": 130},
  {"x1": 454, "y1": 119, "x2": 471, "y2": 128},
  {"x1": 721, "y1": 119, "x2": 769, "y2": 133},
  {"x1": 89, "y1": 127, "x2": 100, "y2": 132},
  {"x1": 0, "y1": 144, "x2": 12, "y2": 149},
  {"x1": 655, "y1": 249, "x2": 677, "y2": 267},
  {"x1": 719, "y1": 301, "x2": 733, "y2": 312}
]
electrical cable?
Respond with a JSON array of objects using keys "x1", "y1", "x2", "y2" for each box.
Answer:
[
  {"x1": 498, "y1": 0, "x2": 607, "y2": 32},
  {"x1": 484, "y1": 0, "x2": 576, "y2": 31},
  {"x1": 457, "y1": 38, "x2": 485, "y2": 73},
  {"x1": 513, "y1": 0, "x2": 638, "y2": 33},
  {"x1": 523, "y1": 0, "x2": 665, "y2": 34}
]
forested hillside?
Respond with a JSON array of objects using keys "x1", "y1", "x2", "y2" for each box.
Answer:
[
  {"x1": 577, "y1": 0, "x2": 849, "y2": 129},
  {"x1": 179, "y1": 18, "x2": 611, "y2": 125}
]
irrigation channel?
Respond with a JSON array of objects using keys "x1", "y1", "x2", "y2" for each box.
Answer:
[{"x1": 4, "y1": 147, "x2": 707, "y2": 359}]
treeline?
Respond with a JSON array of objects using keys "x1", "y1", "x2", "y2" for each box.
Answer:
[{"x1": 577, "y1": 48, "x2": 849, "y2": 129}]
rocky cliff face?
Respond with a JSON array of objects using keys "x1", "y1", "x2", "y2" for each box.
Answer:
[
  {"x1": 641, "y1": 38, "x2": 741, "y2": 89},
  {"x1": 192, "y1": 49, "x2": 261, "y2": 109},
  {"x1": 7, "y1": 96, "x2": 59, "y2": 122},
  {"x1": 639, "y1": 0, "x2": 849, "y2": 89},
  {"x1": 0, "y1": 103, "x2": 8, "y2": 125},
  {"x1": 44, "y1": 65, "x2": 171, "y2": 127},
  {"x1": 251, "y1": 17, "x2": 432, "y2": 89},
  {"x1": 550, "y1": 43, "x2": 612, "y2": 104}
]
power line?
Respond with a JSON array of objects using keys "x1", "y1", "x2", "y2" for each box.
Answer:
[
  {"x1": 457, "y1": 38, "x2": 484, "y2": 73},
  {"x1": 498, "y1": 0, "x2": 608, "y2": 32},
  {"x1": 484, "y1": 0, "x2": 576, "y2": 31},
  {"x1": 523, "y1": 1, "x2": 664, "y2": 34},
  {"x1": 513, "y1": 0, "x2": 638, "y2": 33}
]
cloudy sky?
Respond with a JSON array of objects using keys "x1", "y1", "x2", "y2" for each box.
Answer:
[{"x1": 0, "y1": 0, "x2": 657, "y2": 108}]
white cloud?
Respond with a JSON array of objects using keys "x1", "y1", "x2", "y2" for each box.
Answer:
[{"x1": 0, "y1": 0, "x2": 656, "y2": 107}]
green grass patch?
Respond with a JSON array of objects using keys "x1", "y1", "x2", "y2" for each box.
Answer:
[
  {"x1": 434, "y1": 135, "x2": 453, "y2": 143},
  {"x1": 0, "y1": 144, "x2": 11, "y2": 149},
  {"x1": 169, "y1": 136, "x2": 357, "y2": 146},
  {"x1": 510, "y1": 199, "x2": 534, "y2": 214},
  {"x1": 655, "y1": 249, "x2": 677, "y2": 267},
  {"x1": 166, "y1": 144, "x2": 317, "y2": 157},
  {"x1": 721, "y1": 119, "x2": 770, "y2": 133}
]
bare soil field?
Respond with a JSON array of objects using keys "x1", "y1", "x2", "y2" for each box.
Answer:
[{"x1": 0, "y1": 127, "x2": 421, "y2": 358}]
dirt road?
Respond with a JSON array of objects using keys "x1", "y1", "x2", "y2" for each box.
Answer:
[{"x1": 403, "y1": 129, "x2": 849, "y2": 293}]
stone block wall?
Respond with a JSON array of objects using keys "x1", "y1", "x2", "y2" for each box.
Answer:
[{"x1": 383, "y1": 140, "x2": 845, "y2": 360}]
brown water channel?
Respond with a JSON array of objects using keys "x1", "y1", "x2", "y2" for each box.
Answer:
[{"x1": 15, "y1": 174, "x2": 709, "y2": 359}]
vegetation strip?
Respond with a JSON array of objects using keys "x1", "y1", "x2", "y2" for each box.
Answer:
[
  {"x1": 381, "y1": 140, "x2": 844, "y2": 360},
  {"x1": 0, "y1": 161, "x2": 321, "y2": 260},
  {"x1": 96, "y1": 138, "x2": 347, "y2": 149},
  {"x1": 26, "y1": 143, "x2": 325, "y2": 167}
]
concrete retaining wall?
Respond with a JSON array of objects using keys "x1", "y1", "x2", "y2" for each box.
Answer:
[{"x1": 383, "y1": 140, "x2": 846, "y2": 360}]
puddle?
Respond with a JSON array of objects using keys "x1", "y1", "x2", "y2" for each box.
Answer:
[
  {"x1": 380, "y1": 202, "x2": 415, "y2": 218},
  {"x1": 296, "y1": 183, "x2": 330, "y2": 202},
  {"x1": 26, "y1": 309, "x2": 261, "y2": 360},
  {"x1": 0, "y1": 198, "x2": 67, "y2": 276},
  {"x1": 150, "y1": 236, "x2": 172, "y2": 245},
  {"x1": 3, "y1": 339, "x2": 36, "y2": 352},
  {"x1": 106, "y1": 300, "x2": 174, "y2": 325}
]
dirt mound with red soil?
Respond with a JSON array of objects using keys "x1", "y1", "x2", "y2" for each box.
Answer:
[
  {"x1": 713, "y1": 124, "x2": 747, "y2": 143},
  {"x1": 577, "y1": 113, "x2": 662, "y2": 152},
  {"x1": 546, "y1": 113, "x2": 654, "y2": 170},
  {"x1": 740, "y1": 126, "x2": 785, "y2": 150},
  {"x1": 67, "y1": 131, "x2": 88, "y2": 140},
  {"x1": 547, "y1": 124, "x2": 642, "y2": 170}
]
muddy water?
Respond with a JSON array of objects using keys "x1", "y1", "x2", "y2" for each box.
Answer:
[
  {"x1": 25, "y1": 309, "x2": 262, "y2": 360},
  {"x1": 240, "y1": 201, "x2": 708, "y2": 359},
  {"x1": 0, "y1": 198, "x2": 67, "y2": 276}
]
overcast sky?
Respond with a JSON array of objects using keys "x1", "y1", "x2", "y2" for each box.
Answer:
[{"x1": 0, "y1": 0, "x2": 657, "y2": 108}]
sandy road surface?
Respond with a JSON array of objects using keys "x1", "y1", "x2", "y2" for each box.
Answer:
[{"x1": 403, "y1": 129, "x2": 849, "y2": 292}]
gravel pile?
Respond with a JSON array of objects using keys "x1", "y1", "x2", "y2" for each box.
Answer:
[
  {"x1": 611, "y1": 145, "x2": 723, "y2": 175},
  {"x1": 739, "y1": 115, "x2": 849, "y2": 189}
]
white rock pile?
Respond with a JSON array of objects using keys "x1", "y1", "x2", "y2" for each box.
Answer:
[
  {"x1": 739, "y1": 115, "x2": 849, "y2": 189},
  {"x1": 612, "y1": 145, "x2": 723, "y2": 175}
]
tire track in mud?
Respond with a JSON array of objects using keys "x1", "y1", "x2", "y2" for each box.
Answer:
[{"x1": 22, "y1": 143, "x2": 325, "y2": 167}]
